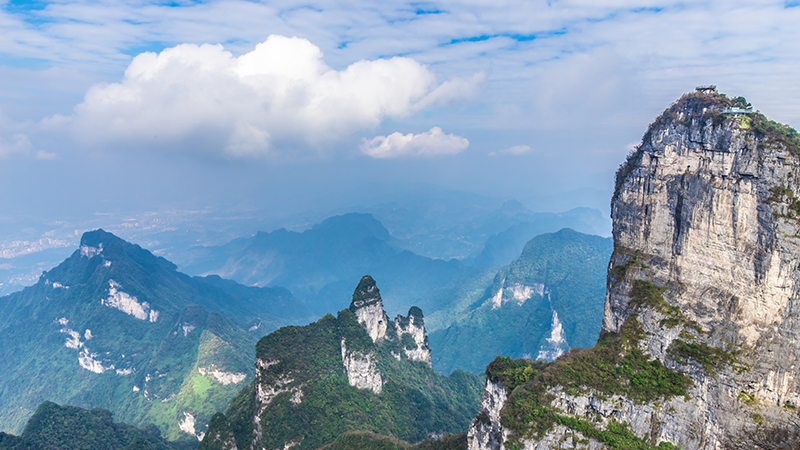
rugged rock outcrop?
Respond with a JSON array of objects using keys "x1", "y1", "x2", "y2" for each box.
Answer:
[
  {"x1": 350, "y1": 275, "x2": 389, "y2": 342},
  {"x1": 341, "y1": 338, "x2": 383, "y2": 393},
  {"x1": 202, "y1": 275, "x2": 483, "y2": 450},
  {"x1": 467, "y1": 380, "x2": 509, "y2": 450},
  {"x1": 468, "y1": 89, "x2": 800, "y2": 449},
  {"x1": 394, "y1": 306, "x2": 432, "y2": 366}
]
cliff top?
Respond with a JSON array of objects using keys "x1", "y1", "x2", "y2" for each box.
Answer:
[
  {"x1": 614, "y1": 89, "x2": 800, "y2": 198},
  {"x1": 350, "y1": 275, "x2": 382, "y2": 311}
]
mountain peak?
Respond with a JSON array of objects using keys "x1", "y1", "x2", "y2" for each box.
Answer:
[
  {"x1": 349, "y1": 275, "x2": 387, "y2": 342},
  {"x1": 79, "y1": 228, "x2": 125, "y2": 249},
  {"x1": 350, "y1": 275, "x2": 381, "y2": 309},
  {"x1": 499, "y1": 199, "x2": 527, "y2": 215},
  {"x1": 469, "y1": 90, "x2": 800, "y2": 450}
]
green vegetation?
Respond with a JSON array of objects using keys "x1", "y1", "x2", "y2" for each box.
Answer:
[
  {"x1": 207, "y1": 287, "x2": 483, "y2": 450},
  {"x1": 609, "y1": 257, "x2": 648, "y2": 285},
  {"x1": 430, "y1": 229, "x2": 612, "y2": 375},
  {"x1": 614, "y1": 148, "x2": 640, "y2": 199},
  {"x1": 318, "y1": 431, "x2": 468, "y2": 450},
  {"x1": 0, "y1": 401, "x2": 193, "y2": 450},
  {"x1": 551, "y1": 416, "x2": 679, "y2": 450},
  {"x1": 628, "y1": 280, "x2": 685, "y2": 328},
  {"x1": 0, "y1": 230, "x2": 313, "y2": 439},
  {"x1": 767, "y1": 185, "x2": 800, "y2": 219},
  {"x1": 614, "y1": 90, "x2": 800, "y2": 198},
  {"x1": 738, "y1": 392, "x2": 757, "y2": 406},
  {"x1": 486, "y1": 357, "x2": 547, "y2": 390},
  {"x1": 484, "y1": 316, "x2": 689, "y2": 446},
  {"x1": 668, "y1": 339, "x2": 743, "y2": 375},
  {"x1": 350, "y1": 275, "x2": 383, "y2": 310},
  {"x1": 750, "y1": 113, "x2": 800, "y2": 156}
]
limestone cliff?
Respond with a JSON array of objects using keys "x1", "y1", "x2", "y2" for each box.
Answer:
[
  {"x1": 341, "y1": 337, "x2": 383, "y2": 394},
  {"x1": 201, "y1": 275, "x2": 483, "y2": 450},
  {"x1": 350, "y1": 275, "x2": 389, "y2": 342},
  {"x1": 468, "y1": 89, "x2": 800, "y2": 450},
  {"x1": 393, "y1": 306, "x2": 432, "y2": 366}
]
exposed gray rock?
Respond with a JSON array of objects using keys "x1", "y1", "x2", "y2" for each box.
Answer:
[
  {"x1": 350, "y1": 275, "x2": 388, "y2": 342},
  {"x1": 470, "y1": 90, "x2": 800, "y2": 449},
  {"x1": 340, "y1": 337, "x2": 383, "y2": 394},
  {"x1": 468, "y1": 380, "x2": 510, "y2": 450},
  {"x1": 394, "y1": 307, "x2": 432, "y2": 366}
]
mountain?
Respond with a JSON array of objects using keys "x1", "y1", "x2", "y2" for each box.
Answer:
[
  {"x1": 180, "y1": 209, "x2": 609, "y2": 323},
  {"x1": 181, "y1": 213, "x2": 401, "y2": 306},
  {"x1": 309, "y1": 250, "x2": 495, "y2": 319},
  {"x1": 428, "y1": 229, "x2": 612, "y2": 375},
  {"x1": 470, "y1": 207, "x2": 610, "y2": 268},
  {"x1": 358, "y1": 193, "x2": 610, "y2": 261},
  {"x1": 201, "y1": 276, "x2": 483, "y2": 450},
  {"x1": 181, "y1": 213, "x2": 497, "y2": 319},
  {"x1": 468, "y1": 90, "x2": 800, "y2": 449},
  {"x1": 0, "y1": 230, "x2": 314, "y2": 441},
  {"x1": 0, "y1": 401, "x2": 194, "y2": 450}
]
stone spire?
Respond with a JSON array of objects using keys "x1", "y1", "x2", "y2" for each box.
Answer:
[
  {"x1": 349, "y1": 275, "x2": 388, "y2": 342},
  {"x1": 394, "y1": 306, "x2": 431, "y2": 366}
]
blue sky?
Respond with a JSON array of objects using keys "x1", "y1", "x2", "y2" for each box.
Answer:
[{"x1": 1, "y1": 0, "x2": 799, "y2": 218}]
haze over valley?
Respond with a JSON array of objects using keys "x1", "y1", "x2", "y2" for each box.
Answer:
[{"x1": 1, "y1": 0, "x2": 799, "y2": 449}]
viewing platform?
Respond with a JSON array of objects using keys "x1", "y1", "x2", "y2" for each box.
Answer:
[{"x1": 722, "y1": 106, "x2": 753, "y2": 115}]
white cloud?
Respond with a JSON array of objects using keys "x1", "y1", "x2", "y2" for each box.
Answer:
[
  {"x1": 69, "y1": 35, "x2": 479, "y2": 159},
  {"x1": 0, "y1": 133, "x2": 33, "y2": 159},
  {"x1": 35, "y1": 150, "x2": 59, "y2": 160},
  {"x1": 360, "y1": 127, "x2": 469, "y2": 159},
  {"x1": 489, "y1": 144, "x2": 532, "y2": 156}
]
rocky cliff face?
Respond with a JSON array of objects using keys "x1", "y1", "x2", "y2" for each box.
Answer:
[
  {"x1": 341, "y1": 338, "x2": 383, "y2": 393},
  {"x1": 203, "y1": 275, "x2": 483, "y2": 450},
  {"x1": 393, "y1": 306, "x2": 432, "y2": 366},
  {"x1": 468, "y1": 90, "x2": 800, "y2": 449},
  {"x1": 351, "y1": 275, "x2": 389, "y2": 342}
]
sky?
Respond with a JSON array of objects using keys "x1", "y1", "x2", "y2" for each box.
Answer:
[{"x1": 1, "y1": 0, "x2": 799, "y2": 222}]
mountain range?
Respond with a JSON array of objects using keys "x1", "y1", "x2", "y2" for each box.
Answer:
[
  {"x1": 0, "y1": 230, "x2": 314, "y2": 440},
  {"x1": 179, "y1": 211, "x2": 607, "y2": 320}
]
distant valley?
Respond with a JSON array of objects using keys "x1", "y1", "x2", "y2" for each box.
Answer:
[{"x1": 0, "y1": 195, "x2": 613, "y2": 447}]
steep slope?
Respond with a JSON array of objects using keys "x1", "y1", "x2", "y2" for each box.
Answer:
[
  {"x1": 0, "y1": 401, "x2": 194, "y2": 450},
  {"x1": 0, "y1": 230, "x2": 313, "y2": 440},
  {"x1": 429, "y1": 229, "x2": 612, "y2": 375},
  {"x1": 201, "y1": 276, "x2": 483, "y2": 450},
  {"x1": 468, "y1": 90, "x2": 800, "y2": 449}
]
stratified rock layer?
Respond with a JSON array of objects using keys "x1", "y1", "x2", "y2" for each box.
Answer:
[{"x1": 469, "y1": 90, "x2": 800, "y2": 449}]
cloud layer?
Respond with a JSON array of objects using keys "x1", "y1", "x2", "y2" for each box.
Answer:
[
  {"x1": 361, "y1": 127, "x2": 469, "y2": 158},
  {"x1": 68, "y1": 35, "x2": 478, "y2": 158}
]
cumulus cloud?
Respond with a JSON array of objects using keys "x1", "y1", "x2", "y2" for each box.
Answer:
[
  {"x1": 360, "y1": 127, "x2": 469, "y2": 159},
  {"x1": 69, "y1": 35, "x2": 479, "y2": 159},
  {"x1": 488, "y1": 145, "x2": 532, "y2": 156}
]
